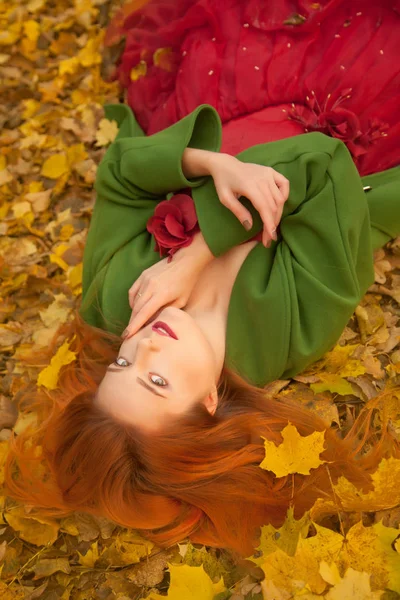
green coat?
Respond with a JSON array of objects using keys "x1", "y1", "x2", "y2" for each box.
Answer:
[{"x1": 80, "y1": 104, "x2": 400, "y2": 387}]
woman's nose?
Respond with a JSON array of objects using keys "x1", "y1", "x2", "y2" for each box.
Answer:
[{"x1": 138, "y1": 333, "x2": 160, "y2": 351}]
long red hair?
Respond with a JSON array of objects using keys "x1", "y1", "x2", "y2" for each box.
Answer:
[{"x1": 3, "y1": 307, "x2": 399, "y2": 557}]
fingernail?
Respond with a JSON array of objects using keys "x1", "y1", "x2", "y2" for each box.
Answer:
[
  {"x1": 242, "y1": 219, "x2": 252, "y2": 231},
  {"x1": 272, "y1": 232, "x2": 277, "y2": 241},
  {"x1": 122, "y1": 328, "x2": 129, "y2": 339},
  {"x1": 266, "y1": 240, "x2": 271, "y2": 248}
]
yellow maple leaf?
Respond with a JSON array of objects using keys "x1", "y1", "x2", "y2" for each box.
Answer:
[
  {"x1": 41, "y1": 153, "x2": 69, "y2": 179},
  {"x1": 304, "y1": 521, "x2": 399, "y2": 593},
  {"x1": 324, "y1": 567, "x2": 384, "y2": 600},
  {"x1": 249, "y1": 506, "x2": 311, "y2": 565},
  {"x1": 310, "y1": 456, "x2": 400, "y2": 520},
  {"x1": 149, "y1": 564, "x2": 226, "y2": 600},
  {"x1": 261, "y1": 520, "x2": 400, "y2": 596},
  {"x1": 259, "y1": 422, "x2": 327, "y2": 477},
  {"x1": 310, "y1": 373, "x2": 354, "y2": 396},
  {"x1": 342, "y1": 520, "x2": 400, "y2": 593},
  {"x1": 95, "y1": 119, "x2": 119, "y2": 147},
  {"x1": 37, "y1": 339, "x2": 77, "y2": 390},
  {"x1": 261, "y1": 545, "x2": 329, "y2": 595},
  {"x1": 316, "y1": 343, "x2": 366, "y2": 378}
]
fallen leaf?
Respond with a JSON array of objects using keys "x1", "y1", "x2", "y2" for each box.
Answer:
[
  {"x1": 31, "y1": 558, "x2": 71, "y2": 579},
  {"x1": 373, "y1": 248, "x2": 392, "y2": 284},
  {"x1": 325, "y1": 567, "x2": 384, "y2": 600},
  {"x1": 149, "y1": 564, "x2": 227, "y2": 600},
  {"x1": 310, "y1": 373, "x2": 354, "y2": 396},
  {"x1": 37, "y1": 338, "x2": 77, "y2": 390},
  {"x1": 77, "y1": 541, "x2": 105, "y2": 568},
  {"x1": 0, "y1": 169, "x2": 13, "y2": 185},
  {"x1": 95, "y1": 118, "x2": 119, "y2": 146},
  {"x1": 41, "y1": 153, "x2": 69, "y2": 178},
  {"x1": 259, "y1": 423, "x2": 327, "y2": 477},
  {"x1": 5, "y1": 507, "x2": 60, "y2": 546},
  {"x1": 249, "y1": 506, "x2": 311, "y2": 565}
]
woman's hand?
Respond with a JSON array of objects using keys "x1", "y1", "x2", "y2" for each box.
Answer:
[
  {"x1": 182, "y1": 148, "x2": 289, "y2": 248},
  {"x1": 123, "y1": 232, "x2": 214, "y2": 339},
  {"x1": 198, "y1": 151, "x2": 289, "y2": 247},
  {"x1": 209, "y1": 154, "x2": 290, "y2": 248}
]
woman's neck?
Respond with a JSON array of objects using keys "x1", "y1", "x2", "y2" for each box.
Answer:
[
  {"x1": 182, "y1": 240, "x2": 259, "y2": 380},
  {"x1": 183, "y1": 257, "x2": 231, "y2": 381}
]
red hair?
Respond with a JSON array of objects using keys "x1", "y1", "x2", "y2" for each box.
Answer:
[{"x1": 4, "y1": 308, "x2": 399, "y2": 557}]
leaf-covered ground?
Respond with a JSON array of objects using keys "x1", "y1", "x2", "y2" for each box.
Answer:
[{"x1": 0, "y1": 1, "x2": 400, "y2": 598}]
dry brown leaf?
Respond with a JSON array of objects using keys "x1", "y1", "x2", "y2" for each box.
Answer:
[{"x1": 0, "y1": 395, "x2": 18, "y2": 429}]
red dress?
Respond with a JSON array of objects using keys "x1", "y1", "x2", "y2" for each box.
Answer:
[{"x1": 105, "y1": 0, "x2": 400, "y2": 177}]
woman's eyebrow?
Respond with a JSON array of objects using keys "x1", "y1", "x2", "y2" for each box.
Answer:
[{"x1": 105, "y1": 366, "x2": 167, "y2": 398}]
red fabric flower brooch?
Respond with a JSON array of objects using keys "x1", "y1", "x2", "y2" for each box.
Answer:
[
  {"x1": 287, "y1": 88, "x2": 388, "y2": 161},
  {"x1": 147, "y1": 193, "x2": 200, "y2": 262}
]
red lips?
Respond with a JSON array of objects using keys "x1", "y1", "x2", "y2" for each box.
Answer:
[{"x1": 152, "y1": 321, "x2": 178, "y2": 340}]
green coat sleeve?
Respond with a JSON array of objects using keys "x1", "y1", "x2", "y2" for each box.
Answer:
[
  {"x1": 222, "y1": 132, "x2": 376, "y2": 385},
  {"x1": 193, "y1": 139, "x2": 400, "y2": 257},
  {"x1": 79, "y1": 103, "x2": 222, "y2": 334}
]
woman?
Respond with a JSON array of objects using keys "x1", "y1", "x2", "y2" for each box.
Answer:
[{"x1": 4, "y1": 0, "x2": 400, "y2": 557}]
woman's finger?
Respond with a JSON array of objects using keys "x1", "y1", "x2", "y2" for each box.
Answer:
[
  {"x1": 125, "y1": 296, "x2": 164, "y2": 338},
  {"x1": 273, "y1": 171, "x2": 290, "y2": 201},
  {"x1": 250, "y1": 187, "x2": 277, "y2": 246},
  {"x1": 217, "y1": 188, "x2": 253, "y2": 230},
  {"x1": 129, "y1": 283, "x2": 153, "y2": 317},
  {"x1": 128, "y1": 279, "x2": 143, "y2": 309},
  {"x1": 267, "y1": 181, "x2": 285, "y2": 228}
]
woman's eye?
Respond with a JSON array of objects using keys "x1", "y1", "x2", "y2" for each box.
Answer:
[
  {"x1": 113, "y1": 358, "x2": 167, "y2": 387},
  {"x1": 114, "y1": 357, "x2": 129, "y2": 367},
  {"x1": 150, "y1": 374, "x2": 167, "y2": 387}
]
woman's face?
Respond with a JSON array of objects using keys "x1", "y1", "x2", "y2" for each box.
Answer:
[{"x1": 95, "y1": 307, "x2": 220, "y2": 431}]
